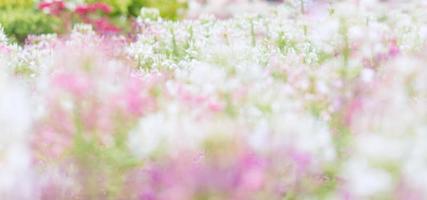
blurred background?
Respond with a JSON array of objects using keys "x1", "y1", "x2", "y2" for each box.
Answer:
[{"x1": 0, "y1": 0, "x2": 285, "y2": 43}]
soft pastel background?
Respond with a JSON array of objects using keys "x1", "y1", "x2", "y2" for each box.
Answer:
[{"x1": 1, "y1": 0, "x2": 427, "y2": 199}]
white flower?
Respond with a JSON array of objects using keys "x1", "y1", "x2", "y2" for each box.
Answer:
[
  {"x1": 0, "y1": 76, "x2": 31, "y2": 149},
  {"x1": 0, "y1": 72, "x2": 34, "y2": 198},
  {"x1": 343, "y1": 159, "x2": 393, "y2": 197},
  {"x1": 0, "y1": 25, "x2": 7, "y2": 44}
]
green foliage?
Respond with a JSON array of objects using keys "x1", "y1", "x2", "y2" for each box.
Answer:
[
  {"x1": 89, "y1": 0, "x2": 187, "y2": 20},
  {"x1": 128, "y1": 0, "x2": 145, "y2": 17},
  {"x1": 69, "y1": 113, "x2": 141, "y2": 199},
  {"x1": 0, "y1": 0, "x2": 34, "y2": 9},
  {"x1": 144, "y1": 0, "x2": 187, "y2": 20},
  {"x1": 139, "y1": 7, "x2": 160, "y2": 21},
  {"x1": 0, "y1": 0, "x2": 188, "y2": 43},
  {"x1": 0, "y1": 8, "x2": 60, "y2": 43}
]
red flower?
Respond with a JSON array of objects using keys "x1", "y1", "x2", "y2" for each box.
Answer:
[
  {"x1": 38, "y1": 0, "x2": 65, "y2": 15},
  {"x1": 93, "y1": 18, "x2": 120, "y2": 34},
  {"x1": 74, "y1": 2, "x2": 112, "y2": 16}
]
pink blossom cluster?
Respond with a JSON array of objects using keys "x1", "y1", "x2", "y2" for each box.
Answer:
[{"x1": 38, "y1": 0, "x2": 119, "y2": 34}]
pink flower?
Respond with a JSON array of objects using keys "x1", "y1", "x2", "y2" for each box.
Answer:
[
  {"x1": 38, "y1": 0, "x2": 65, "y2": 15},
  {"x1": 0, "y1": 44, "x2": 10, "y2": 54},
  {"x1": 74, "y1": 2, "x2": 112, "y2": 16},
  {"x1": 121, "y1": 77, "x2": 148, "y2": 116},
  {"x1": 344, "y1": 97, "x2": 363, "y2": 126},
  {"x1": 177, "y1": 85, "x2": 207, "y2": 107},
  {"x1": 52, "y1": 72, "x2": 90, "y2": 97},
  {"x1": 233, "y1": 152, "x2": 266, "y2": 192},
  {"x1": 389, "y1": 39, "x2": 400, "y2": 57},
  {"x1": 395, "y1": 180, "x2": 425, "y2": 200},
  {"x1": 134, "y1": 149, "x2": 268, "y2": 200},
  {"x1": 207, "y1": 101, "x2": 224, "y2": 112},
  {"x1": 93, "y1": 18, "x2": 120, "y2": 34},
  {"x1": 33, "y1": 127, "x2": 72, "y2": 158},
  {"x1": 73, "y1": 2, "x2": 119, "y2": 34},
  {"x1": 289, "y1": 149, "x2": 312, "y2": 173}
]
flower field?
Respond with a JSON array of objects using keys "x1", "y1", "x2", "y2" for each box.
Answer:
[{"x1": 1, "y1": 0, "x2": 427, "y2": 199}]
